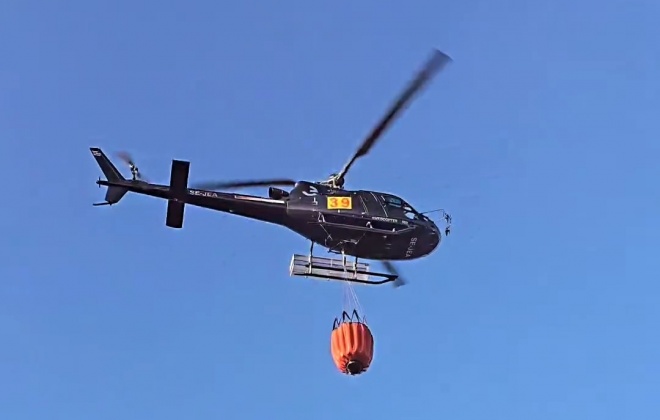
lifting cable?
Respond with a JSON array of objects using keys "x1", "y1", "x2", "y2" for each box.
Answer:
[{"x1": 342, "y1": 276, "x2": 365, "y2": 323}]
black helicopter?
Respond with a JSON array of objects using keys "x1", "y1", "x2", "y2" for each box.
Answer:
[{"x1": 90, "y1": 49, "x2": 453, "y2": 286}]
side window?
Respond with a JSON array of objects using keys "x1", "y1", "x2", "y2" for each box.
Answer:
[
  {"x1": 403, "y1": 205, "x2": 419, "y2": 220},
  {"x1": 381, "y1": 195, "x2": 403, "y2": 208},
  {"x1": 355, "y1": 192, "x2": 368, "y2": 213},
  {"x1": 380, "y1": 195, "x2": 403, "y2": 219}
]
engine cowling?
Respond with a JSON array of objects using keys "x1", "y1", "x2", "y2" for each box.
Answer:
[{"x1": 268, "y1": 187, "x2": 289, "y2": 200}]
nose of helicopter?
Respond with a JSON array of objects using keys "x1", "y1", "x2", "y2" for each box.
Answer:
[
  {"x1": 426, "y1": 225, "x2": 441, "y2": 253},
  {"x1": 413, "y1": 222, "x2": 440, "y2": 258}
]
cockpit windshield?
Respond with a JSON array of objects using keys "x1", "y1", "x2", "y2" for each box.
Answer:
[
  {"x1": 380, "y1": 194, "x2": 422, "y2": 221},
  {"x1": 382, "y1": 195, "x2": 403, "y2": 207}
]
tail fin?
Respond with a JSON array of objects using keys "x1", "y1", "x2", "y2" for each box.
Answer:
[{"x1": 90, "y1": 147, "x2": 129, "y2": 205}]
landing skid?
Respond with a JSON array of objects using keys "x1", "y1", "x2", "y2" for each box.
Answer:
[{"x1": 289, "y1": 243, "x2": 398, "y2": 286}]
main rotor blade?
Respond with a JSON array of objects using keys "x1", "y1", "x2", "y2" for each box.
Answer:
[
  {"x1": 382, "y1": 260, "x2": 407, "y2": 288},
  {"x1": 191, "y1": 178, "x2": 297, "y2": 190},
  {"x1": 334, "y1": 49, "x2": 452, "y2": 184}
]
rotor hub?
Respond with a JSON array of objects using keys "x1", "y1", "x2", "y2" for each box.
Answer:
[{"x1": 320, "y1": 173, "x2": 345, "y2": 189}]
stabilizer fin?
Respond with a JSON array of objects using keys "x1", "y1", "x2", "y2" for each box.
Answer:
[
  {"x1": 165, "y1": 160, "x2": 190, "y2": 228},
  {"x1": 90, "y1": 147, "x2": 128, "y2": 205}
]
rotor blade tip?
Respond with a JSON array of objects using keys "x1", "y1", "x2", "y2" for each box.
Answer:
[{"x1": 428, "y1": 49, "x2": 452, "y2": 67}]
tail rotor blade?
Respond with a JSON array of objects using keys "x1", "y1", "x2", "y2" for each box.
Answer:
[
  {"x1": 116, "y1": 151, "x2": 147, "y2": 181},
  {"x1": 116, "y1": 151, "x2": 136, "y2": 167}
]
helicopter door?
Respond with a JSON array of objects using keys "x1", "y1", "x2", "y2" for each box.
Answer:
[{"x1": 358, "y1": 191, "x2": 388, "y2": 217}]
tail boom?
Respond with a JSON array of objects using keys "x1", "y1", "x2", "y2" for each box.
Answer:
[{"x1": 91, "y1": 147, "x2": 288, "y2": 227}]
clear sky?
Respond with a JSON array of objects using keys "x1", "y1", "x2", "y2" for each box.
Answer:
[{"x1": 1, "y1": 0, "x2": 658, "y2": 419}]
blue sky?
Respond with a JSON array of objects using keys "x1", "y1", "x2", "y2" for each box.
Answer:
[{"x1": 1, "y1": 0, "x2": 658, "y2": 418}]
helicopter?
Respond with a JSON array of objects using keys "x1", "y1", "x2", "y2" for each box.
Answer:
[{"x1": 90, "y1": 49, "x2": 453, "y2": 287}]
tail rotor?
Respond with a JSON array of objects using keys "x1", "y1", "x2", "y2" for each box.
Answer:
[{"x1": 116, "y1": 151, "x2": 147, "y2": 181}]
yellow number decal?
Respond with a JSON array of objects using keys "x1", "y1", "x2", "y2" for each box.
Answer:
[{"x1": 327, "y1": 196, "x2": 352, "y2": 210}]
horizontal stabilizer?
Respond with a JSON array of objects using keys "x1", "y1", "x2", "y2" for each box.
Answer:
[
  {"x1": 165, "y1": 159, "x2": 191, "y2": 229},
  {"x1": 166, "y1": 201, "x2": 185, "y2": 228}
]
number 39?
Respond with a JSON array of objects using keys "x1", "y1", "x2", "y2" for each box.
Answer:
[{"x1": 328, "y1": 197, "x2": 351, "y2": 209}]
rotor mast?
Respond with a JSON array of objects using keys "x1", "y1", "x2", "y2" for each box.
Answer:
[{"x1": 319, "y1": 173, "x2": 345, "y2": 189}]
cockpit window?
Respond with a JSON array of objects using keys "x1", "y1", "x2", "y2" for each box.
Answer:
[
  {"x1": 403, "y1": 205, "x2": 421, "y2": 220},
  {"x1": 381, "y1": 195, "x2": 422, "y2": 220},
  {"x1": 382, "y1": 195, "x2": 403, "y2": 208}
]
